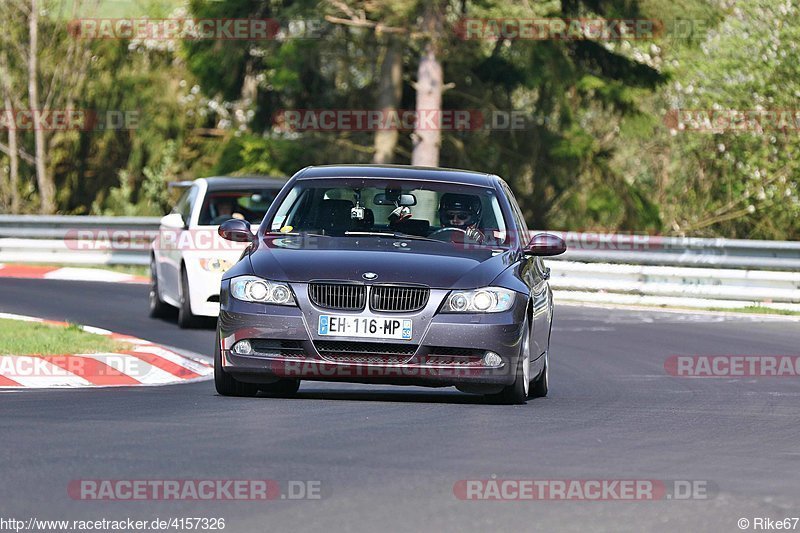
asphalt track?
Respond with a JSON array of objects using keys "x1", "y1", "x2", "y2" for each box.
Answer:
[{"x1": 1, "y1": 278, "x2": 799, "y2": 533}]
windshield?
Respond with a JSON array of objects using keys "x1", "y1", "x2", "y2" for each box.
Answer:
[
  {"x1": 198, "y1": 188, "x2": 281, "y2": 225},
  {"x1": 267, "y1": 178, "x2": 510, "y2": 247}
]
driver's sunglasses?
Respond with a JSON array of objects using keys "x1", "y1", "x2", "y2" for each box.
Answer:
[{"x1": 446, "y1": 210, "x2": 471, "y2": 222}]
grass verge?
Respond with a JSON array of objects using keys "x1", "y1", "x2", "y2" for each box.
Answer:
[
  {"x1": 704, "y1": 305, "x2": 800, "y2": 316},
  {"x1": 559, "y1": 300, "x2": 800, "y2": 317},
  {"x1": 4, "y1": 263, "x2": 149, "y2": 277},
  {"x1": 0, "y1": 319, "x2": 131, "y2": 356}
]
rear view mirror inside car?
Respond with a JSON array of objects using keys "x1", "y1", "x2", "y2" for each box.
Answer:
[{"x1": 373, "y1": 193, "x2": 416, "y2": 206}]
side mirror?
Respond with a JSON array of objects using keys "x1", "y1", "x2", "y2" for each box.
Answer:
[
  {"x1": 218, "y1": 218, "x2": 254, "y2": 242},
  {"x1": 160, "y1": 212, "x2": 185, "y2": 229},
  {"x1": 524, "y1": 233, "x2": 567, "y2": 256}
]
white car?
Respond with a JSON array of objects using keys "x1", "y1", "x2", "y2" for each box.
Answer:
[{"x1": 149, "y1": 176, "x2": 286, "y2": 327}]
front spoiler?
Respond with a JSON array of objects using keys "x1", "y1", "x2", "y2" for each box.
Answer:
[{"x1": 223, "y1": 350, "x2": 516, "y2": 387}]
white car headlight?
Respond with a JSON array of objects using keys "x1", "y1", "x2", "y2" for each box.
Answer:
[
  {"x1": 443, "y1": 287, "x2": 515, "y2": 313},
  {"x1": 230, "y1": 276, "x2": 296, "y2": 305},
  {"x1": 199, "y1": 257, "x2": 233, "y2": 272}
]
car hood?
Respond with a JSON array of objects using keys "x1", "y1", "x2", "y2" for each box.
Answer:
[{"x1": 248, "y1": 235, "x2": 517, "y2": 289}]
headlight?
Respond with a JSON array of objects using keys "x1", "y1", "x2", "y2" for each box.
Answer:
[
  {"x1": 199, "y1": 257, "x2": 233, "y2": 272},
  {"x1": 443, "y1": 287, "x2": 515, "y2": 313},
  {"x1": 230, "y1": 276, "x2": 296, "y2": 305}
]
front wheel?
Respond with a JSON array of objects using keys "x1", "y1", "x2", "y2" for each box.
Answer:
[
  {"x1": 148, "y1": 260, "x2": 170, "y2": 318},
  {"x1": 486, "y1": 320, "x2": 531, "y2": 405},
  {"x1": 214, "y1": 333, "x2": 259, "y2": 397},
  {"x1": 177, "y1": 266, "x2": 199, "y2": 329},
  {"x1": 530, "y1": 350, "x2": 549, "y2": 398}
]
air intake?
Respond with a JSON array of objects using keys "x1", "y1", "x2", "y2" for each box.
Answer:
[
  {"x1": 308, "y1": 282, "x2": 366, "y2": 311},
  {"x1": 370, "y1": 285, "x2": 429, "y2": 313}
]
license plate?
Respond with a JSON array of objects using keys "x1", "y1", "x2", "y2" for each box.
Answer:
[{"x1": 318, "y1": 315, "x2": 412, "y2": 340}]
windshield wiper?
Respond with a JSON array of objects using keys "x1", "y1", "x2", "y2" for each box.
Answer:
[
  {"x1": 344, "y1": 231, "x2": 441, "y2": 243},
  {"x1": 266, "y1": 230, "x2": 330, "y2": 238}
]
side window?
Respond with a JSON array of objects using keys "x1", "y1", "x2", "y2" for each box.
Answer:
[
  {"x1": 502, "y1": 182, "x2": 529, "y2": 241},
  {"x1": 181, "y1": 186, "x2": 198, "y2": 223},
  {"x1": 172, "y1": 188, "x2": 190, "y2": 216},
  {"x1": 271, "y1": 187, "x2": 301, "y2": 231}
]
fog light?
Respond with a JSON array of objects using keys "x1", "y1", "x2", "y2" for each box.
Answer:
[
  {"x1": 233, "y1": 339, "x2": 253, "y2": 355},
  {"x1": 482, "y1": 351, "x2": 503, "y2": 367}
]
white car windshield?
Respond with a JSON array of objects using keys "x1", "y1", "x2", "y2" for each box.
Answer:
[{"x1": 198, "y1": 189, "x2": 280, "y2": 225}]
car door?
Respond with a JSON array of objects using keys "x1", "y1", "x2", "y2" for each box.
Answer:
[
  {"x1": 161, "y1": 185, "x2": 198, "y2": 302},
  {"x1": 502, "y1": 183, "x2": 549, "y2": 357},
  {"x1": 531, "y1": 255, "x2": 553, "y2": 355}
]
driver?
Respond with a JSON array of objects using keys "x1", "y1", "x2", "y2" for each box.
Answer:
[
  {"x1": 438, "y1": 193, "x2": 485, "y2": 243},
  {"x1": 212, "y1": 198, "x2": 245, "y2": 222}
]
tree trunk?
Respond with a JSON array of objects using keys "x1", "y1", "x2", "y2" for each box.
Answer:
[
  {"x1": 0, "y1": 53, "x2": 20, "y2": 212},
  {"x1": 411, "y1": 3, "x2": 445, "y2": 167},
  {"x1": 3, "y1": 94, "x2": 20, "y2": 213},
  {"x1": 28, "y1": 0, "x2": 55, "y2": 213},
  {"x1": 373, "y1": 37, "x2": 402, "y2": 164},
  {"x1": 411, "y1": 42, "x2": 443, "y2": 167}
]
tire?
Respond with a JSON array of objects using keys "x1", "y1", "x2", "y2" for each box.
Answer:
[
  {"x1": 214, "y1": 332, "x2": 259, "y2": 397},
  {"x1": 148, "y1": 259, "x2": 170, "y2": 318},
  {"x1": 177, "y1": 266, "x2": 199, "y2": 329},
  {"x1": 530, "y1": 350, "x2": 549, "y2": 398},
  {"x1": 487, "y1": 320, "x2": 531, "y2": 405},
  {"x1": 259, "y1": 379, "x2": 301, "y2": 396}
]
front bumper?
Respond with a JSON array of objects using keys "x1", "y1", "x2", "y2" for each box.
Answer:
[
  {"x1": 217, "y1": 281, "x2": 527, "y2": 387},
  {"x1": 184, "y1": 254, "x2": 241, "y2": 317}
]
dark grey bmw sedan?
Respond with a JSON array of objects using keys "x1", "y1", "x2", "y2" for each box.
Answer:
[{"x1": 214, "y1": 165, "x2": 566, "y2": 404}]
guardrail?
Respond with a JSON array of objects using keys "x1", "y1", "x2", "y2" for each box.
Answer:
[
  {"x1": 543, "y1": 231, "x2": 800, "y2": 271},
  {"x1": 0, "y1": 215, "x2": 160, "y2": 265},
  {"x1": 0, "y1": 238, "x2": 150, "y2": 265},
  {"x1": 0, "y1": 214, "x2": 161, "y2": 239},
  {"x1": 1, "y1": 216, "x2": 798, "y2": 309},
  {"x1": 549, "y1": 261, "x2": 800, "y2": 306}
]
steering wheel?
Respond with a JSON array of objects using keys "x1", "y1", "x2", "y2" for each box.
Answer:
[
  {"x1": 210, "y1": 214, "x2": 236, "y2": 225},
  {"x1": 428, "y1": 227, "x2": 470, "y2": 242}
]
